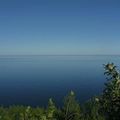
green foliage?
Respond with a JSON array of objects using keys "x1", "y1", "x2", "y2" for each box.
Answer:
[
  {"x1": 61, "y1": 91, "x2": 81, "y2": 120},
  {"x1": 83, "y1": 98, "x2": 105, "y2": 120},
  {"x1": 46, "y1": 98, "x2": 57, "y2": 120},
  {"x1": 100, "y1": 63, "x2": 120, "y2": 120}
]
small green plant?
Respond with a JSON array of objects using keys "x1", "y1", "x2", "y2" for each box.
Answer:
[
  {"x1": 61, "y1": 91, "x2": 81, "y2": 120},
  {"x1": 46, "y1": 98, "x2": 57, "y2": 120},
  {"x1": 83, "y1": 97, "x2": 105, "y2": 120}
]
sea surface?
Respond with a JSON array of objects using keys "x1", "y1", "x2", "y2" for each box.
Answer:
[{"x1": 0, "y1": 55, "x2": 119, "y2": 107}]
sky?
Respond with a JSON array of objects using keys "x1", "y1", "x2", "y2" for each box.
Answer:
[{"x1": 0, "y1": 0, "x2": 120, "y2": 55}]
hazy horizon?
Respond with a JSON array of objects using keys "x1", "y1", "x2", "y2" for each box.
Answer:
[{"x1": 0, "y1": 54, "x2": 120, "y2": 56}]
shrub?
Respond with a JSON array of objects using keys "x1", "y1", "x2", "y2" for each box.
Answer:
[{"x1": 99, "y1": 63, "x2": 120, "y2": 120}]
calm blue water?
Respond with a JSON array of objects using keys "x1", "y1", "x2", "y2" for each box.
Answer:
[{"x1": 0, "y1": 55, "x2": 120, "y2": 107}]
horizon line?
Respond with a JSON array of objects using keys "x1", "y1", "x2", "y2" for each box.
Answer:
[{"x1": 0, "y1": 54, "x2": 120, "y2": 56}]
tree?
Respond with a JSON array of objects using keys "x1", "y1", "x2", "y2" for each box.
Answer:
[
  {"x1": 61, "y1": 91, "x2": 81, "y2": 120},
  {"x1": 100, "y1": 63, "x2": 120, "y2": 120}
]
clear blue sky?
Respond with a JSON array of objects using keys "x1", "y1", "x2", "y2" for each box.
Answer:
[{"x1": 0, "y1": 0, "x2": 120, "y2": 55}]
